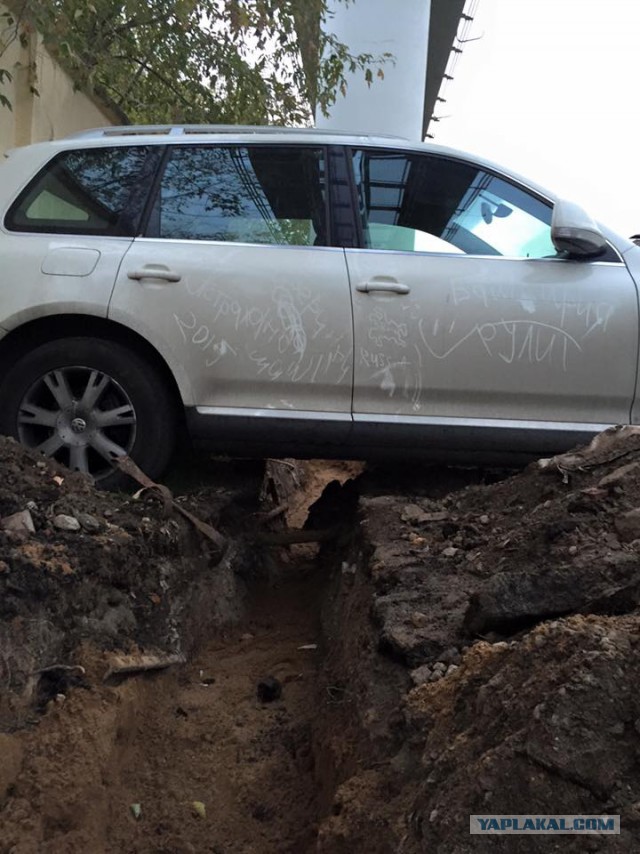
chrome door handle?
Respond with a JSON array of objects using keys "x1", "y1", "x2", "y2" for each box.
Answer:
[
  {"x1": 127, "y1": 266, "x2": 182, "y2": 283},
  {"x1": 356, "y1": 281, "x2": 410, "y2": 294}
]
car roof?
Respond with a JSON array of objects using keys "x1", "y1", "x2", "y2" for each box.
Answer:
[
  {"x1": 65, "y1": 124, "x2": 411, "y2": 145},
  {"x1": 12, "y1": 124, "x2": 560, "y2": 207}
]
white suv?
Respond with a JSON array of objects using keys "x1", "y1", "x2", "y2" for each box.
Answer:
[{"x1": 1, "y1": 125, "x2": 639, "y2": 487}]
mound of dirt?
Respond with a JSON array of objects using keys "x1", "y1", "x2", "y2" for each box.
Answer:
[
  {"x1": 0, "y1": 436, "x2": 248, "y2": 731},
  {"x1": 316, "y1": 428, "x2": 640, "y2": 852}
]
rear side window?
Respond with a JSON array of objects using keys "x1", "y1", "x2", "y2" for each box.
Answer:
[
  {"x1": 147, "y1": 145, "x2": 328, "y2": 246},
  {"x1": 6, "y1": 146, "x2": 156, "y2": 235}
]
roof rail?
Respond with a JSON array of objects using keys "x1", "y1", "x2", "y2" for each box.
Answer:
[{"x1": 66, "y1": 124, "x2": 408, "y2": 141}]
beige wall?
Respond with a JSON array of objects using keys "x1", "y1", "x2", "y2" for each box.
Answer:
[{"x1": 0, "y1": 3, "x2": 116, "y2": 154}]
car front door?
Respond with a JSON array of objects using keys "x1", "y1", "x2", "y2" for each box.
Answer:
[
  {"x1": 345, "y1": 147, "x2": 639, "y2": 452},
  {"x1": 109, "y1": 143, "x2": 353, "y2": 443}
]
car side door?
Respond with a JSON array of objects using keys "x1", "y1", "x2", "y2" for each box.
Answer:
[
  {"x1": 109, "y1": 142, "x2": 353, "y2": 445},
  {"x1": 1, "y1": 144, "x2": 155, "y2": 330},
  {"x1": 344, "y1": 147, "x2": 639, "y2": 452}
]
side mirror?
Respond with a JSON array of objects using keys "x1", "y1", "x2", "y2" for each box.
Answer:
[{"x1": 551, "y1": 199, "x2": 607, "y2": 259}]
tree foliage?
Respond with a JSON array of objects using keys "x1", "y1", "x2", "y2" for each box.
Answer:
[{"x1": 0, "y1": 0, "x2": 389, "y2": 124}]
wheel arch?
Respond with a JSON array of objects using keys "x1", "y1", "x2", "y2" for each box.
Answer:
[{"x1": 0, "y1": 314, "x2": 187, "y2": 416}]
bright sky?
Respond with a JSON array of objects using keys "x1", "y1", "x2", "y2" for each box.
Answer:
[{"x1": 431, "y1": 0, "x2": 640, "y2": 238}]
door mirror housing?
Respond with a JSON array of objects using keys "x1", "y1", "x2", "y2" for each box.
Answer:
[{"x1": 551, "y1": 199, "x2": 607, "y2": 259}]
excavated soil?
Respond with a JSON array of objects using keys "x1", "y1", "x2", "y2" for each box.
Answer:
[{"x1": 3, "y1": 429, "x2": 640, "y2": 851}]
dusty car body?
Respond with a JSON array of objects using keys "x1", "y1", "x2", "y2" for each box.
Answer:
[{"x1": 0, "y1": 125, "x2": 638, "y2": 485}]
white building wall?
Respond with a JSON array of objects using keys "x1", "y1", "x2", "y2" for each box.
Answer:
[
  {"x1": 0, "y1": 2, "x2": 116, "y2": 155},
  {"x1": 316, "y1": 0, "x2": 431, "y2": 140}
]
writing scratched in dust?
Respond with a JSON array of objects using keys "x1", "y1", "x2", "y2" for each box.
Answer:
[
  {"x1": 359, "y1": 282, "x2": 620, "y2": 407},
  {"x1": 177, "y1": 282, "x2": 351, "y2": 388},
  {"x1": 418, "y1": 318, "x2": 581, "y2": 370}
]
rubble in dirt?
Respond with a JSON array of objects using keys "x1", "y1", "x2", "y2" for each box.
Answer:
[
  {"x1": 316, "y1": 428, "x2": 640, "y2": 852},
  {"x1": 0, "y1": 436, "x2": 251, "y2": 731},
  {"x1": 361, "y1": 426, "x2": 640, "y2": 668}
]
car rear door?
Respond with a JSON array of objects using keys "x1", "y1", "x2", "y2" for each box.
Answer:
[
  {"x1": 344, "y1": 146, "x2": 639, "y2": 452},
  {"x1": 109, "y1": 142, "x2": 353, "y2": 442},
  {"x1": 1, "y1": 144, "x2": 154, "y2": 330}
]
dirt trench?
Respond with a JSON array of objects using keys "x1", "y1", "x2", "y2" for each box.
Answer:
[
  {"x1": 0, "y1": 449, "x2": 394, "y2": 854},
  {"x1": 104, "y1": 568, "x2": 325, "y2": 854},
  {"x1": 0, "y1": 512, "x2": 396, "y2": 854}
]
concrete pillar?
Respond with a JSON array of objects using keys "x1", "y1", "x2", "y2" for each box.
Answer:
[{"x1": 316, "y1": 0, "x2": 431, "y2": 140}]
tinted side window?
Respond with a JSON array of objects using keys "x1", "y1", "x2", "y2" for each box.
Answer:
[
  {"x1": 6, "y1": 146, "x2": 154, "y2": 236},
  {"x1": 351, "y1": 149, "x2": 555, "y2": 259},
  {"x1": 149, "y1": 145, "x2": 327, "y2": 246}
]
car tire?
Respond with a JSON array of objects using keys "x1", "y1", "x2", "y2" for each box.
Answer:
[{"x1": 0, "y1": 337, "x2": 176, "y2": 490}]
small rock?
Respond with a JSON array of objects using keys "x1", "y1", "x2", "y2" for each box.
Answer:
[
  {"x1": 341, "y1": 561, "x2": 357, "y2": 578},
  {"x1": 1, "y1": 509, "x2": 35, "y2": 535},
  {"x1": 401, "y1": 504, "x2": 448, "y2": 525},
  {"x1": 409, "y1": 611, "x2": 429, "y2": 628},
  {"x1": 192, "y1": 801, "x2": 206, "y2": 819},
  {"x1": 428, "y1": 670, "x2": 443, "y2": 682},
  {"x1": 240, "y1": 633, "x2": 254, "y2": 642},
  {"x1": 76, "y1": 513, "x2": 103, "y2": 533},
  {"x1": 53, "y1": 514, "x2": 81, "y2": 532},
  {"x1": 257, "y1": 677, "x2": 282, "y2": 703},
  {"x1": 36, "y1": 461, "x2": 47, "y2": 469},
  {"x1": 568, "y1": 545, "x2": 578, "y2": 555},
  {"x1": 433, "y1": 661, "x2": 446, "y2": 674},
  {"x1": 429, "y1": 809, "x2": 438, "y2": 823},
  {"x1": 446, "y1": 664, "x2": 459, "y2": 676},
  {"x1": 441, "y1": 546, "x2": 458, "y2": 558},
  {"x1": 479, "y1": 515, "x2": 490, "y2": 525},
  {"x1": 410, "y1": 665, "x2": 432, "y2": 686},
  {"x1": 401, "y1": 503, "x2": 428, "y2": 524}
]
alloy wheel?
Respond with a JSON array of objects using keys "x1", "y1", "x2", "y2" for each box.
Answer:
[{"x1": 16, "y1": 365, "x2": 137, "y2": 480}]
